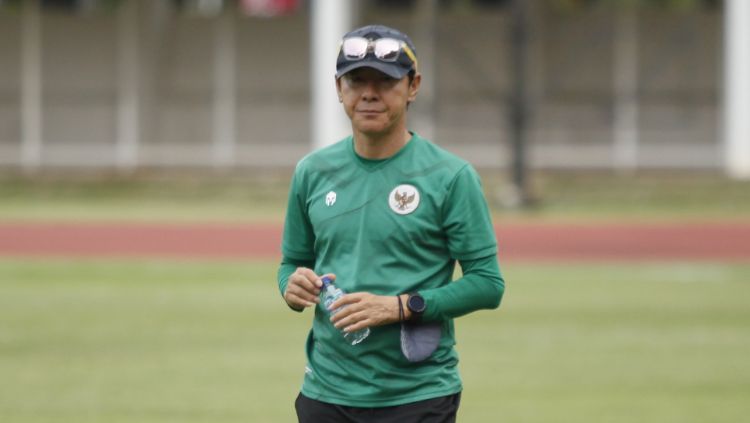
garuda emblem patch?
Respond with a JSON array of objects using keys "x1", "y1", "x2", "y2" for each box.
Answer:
[{"x1": 388, "y1": 184, "x2": 420, "y2": 215}]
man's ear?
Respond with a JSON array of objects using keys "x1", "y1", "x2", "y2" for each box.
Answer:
[
  {"x1": 335, "y1": 76, "x2": 343, "y2": 101},
  {"x1": 407, "y1": 73, "x2": 421, "y2": 102}
]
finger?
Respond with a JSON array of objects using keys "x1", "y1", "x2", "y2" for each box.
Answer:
[
  {"x1": 331, "y1": 306, "x2": 376, "y2": 330},
  {"x1": 287, "y1": 284, "x2": 320, "y2": 304},
  {"x1": 333, "y1": 308, "x2": 369, "y2": 330},
  {"x1": 294, "y1": 267, "x2": 324, "y2": 289},
  {"x1": 285, "y1": 292, "x2": 315, "y2": 309},
  {"x1": 287, "y1": 278, "x2": 320, "y2": 301},
  {"x1": 328, "y1": 292, "x2": 363, "y2": 311},
  {"x1": 342, "y1": 315, "x2": 371, "y2": 333},
  {"x1": 292, "y1": 281, "x2": 321, "y2": 301},
  {"x1": 329, "y1": 301, "x2": 355, "y2": 324},
  {"x1": 284, "y1": 288, "x2": 313, "y2": 306},
  {"x1": 290, "y1": 273, "x2": 321, "y2": 296},
  {"x1": 293, "y1": 267, "x2": 319, "y2": 283},
  {"x1": 344, "y1": 321, "x2": 369, "y2": 333}
]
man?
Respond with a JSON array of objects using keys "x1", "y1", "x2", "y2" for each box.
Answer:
[{"x1": 277, "y1": 24, "x2": 504, "y2": 422}]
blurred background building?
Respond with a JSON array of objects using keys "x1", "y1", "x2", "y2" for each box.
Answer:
[{"x1": 1, "y1": 0, "x2": 747, "y2": 176}]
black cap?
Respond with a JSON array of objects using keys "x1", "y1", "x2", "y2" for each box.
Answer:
[{"x1": 335, "y1": 24, "x2": 418, "y2": 79}]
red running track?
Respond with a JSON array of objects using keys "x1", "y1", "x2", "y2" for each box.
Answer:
[{"x1": 0, "y1": 222, "x2": 748, "y2": 262}]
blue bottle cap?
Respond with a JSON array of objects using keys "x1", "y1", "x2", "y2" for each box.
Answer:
[{"x1": 320, "y1": 276, "x2": 332, "y2": 287}]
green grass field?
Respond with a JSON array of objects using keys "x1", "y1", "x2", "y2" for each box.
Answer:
[
  {"x1": 2, "y1": 260, "x2": 749, "y2": 422},
  {"x1": 1, "y1": 171, "x2": 748, "y2": 421}
]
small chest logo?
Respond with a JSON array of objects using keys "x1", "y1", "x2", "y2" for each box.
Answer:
[
  {"x1": 389, "y1": 184, "x2": 420, "y2": 215},
  {"x1": 325, "y1": 191, "x2": 337, "y2": 207}
]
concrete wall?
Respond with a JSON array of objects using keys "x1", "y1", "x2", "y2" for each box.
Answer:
[{"x1": 0, "y1": 2, "x2": 723, "y2": 169}]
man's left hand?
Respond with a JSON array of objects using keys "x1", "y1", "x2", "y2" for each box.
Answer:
[{"x1": 329, "y1": 293, "x2": 409, "y2": 333}]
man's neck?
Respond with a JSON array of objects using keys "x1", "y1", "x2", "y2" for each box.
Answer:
[{"x1": 353, "y1": 128, "x2": 412, "y2": 160}]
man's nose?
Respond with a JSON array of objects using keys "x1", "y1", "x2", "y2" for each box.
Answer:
[{"x1": 361, "y1": 81, "x2": 379, "y2": 100}]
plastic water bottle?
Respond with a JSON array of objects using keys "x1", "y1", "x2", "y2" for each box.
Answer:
[{"x1": 320, "y1": 276, "x2": 370, "y2": 345}]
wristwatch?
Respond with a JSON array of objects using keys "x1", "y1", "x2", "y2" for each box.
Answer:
[{"x1": 406, "y1": 292, "x2": 426, "y2": 322}]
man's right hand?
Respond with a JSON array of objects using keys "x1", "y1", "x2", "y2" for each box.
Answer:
[{"x1": 284, "y1": 267, "x2": 331, "y2": 311}]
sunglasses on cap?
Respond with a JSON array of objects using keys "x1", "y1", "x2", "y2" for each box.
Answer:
[{"x1": 339, "y1": 37, "x2": 418, "y2": 70}]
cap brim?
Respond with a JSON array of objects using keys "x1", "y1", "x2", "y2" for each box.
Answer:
[{"x1": 336, "y1": 59, "x2": 409, "y2": 80}]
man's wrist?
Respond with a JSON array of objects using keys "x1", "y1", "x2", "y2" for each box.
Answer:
[{"x1": 398, "y1": 294, "x2": 412, "y2": 321}]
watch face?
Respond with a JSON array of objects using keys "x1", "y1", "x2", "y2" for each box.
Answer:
[{"x1": 408, "y1": 294, "x2": 426, "y2": 313}]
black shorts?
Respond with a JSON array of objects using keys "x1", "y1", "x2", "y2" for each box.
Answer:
[{"x1": 295, "y1": 392, "x2": 461, "y2": 423}]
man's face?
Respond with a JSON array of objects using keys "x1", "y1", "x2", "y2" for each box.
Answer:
[{"x1": 336, "y1": 67, "x2": 420, "y2": 137}]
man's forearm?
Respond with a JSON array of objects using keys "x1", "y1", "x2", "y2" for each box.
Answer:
[{"x1": 418, "y1": 255, "x2": 504, "y2": 322}]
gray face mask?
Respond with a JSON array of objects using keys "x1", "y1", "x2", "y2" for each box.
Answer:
[{"x1": 400, "y1": 321, "x2": 442, "y2": 362}]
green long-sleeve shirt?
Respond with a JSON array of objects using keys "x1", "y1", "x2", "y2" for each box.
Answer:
[{"x1": 277, "y1": 133, "x2": 504, "y2": 407}]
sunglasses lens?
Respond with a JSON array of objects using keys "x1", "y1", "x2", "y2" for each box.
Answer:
[
  {"x1": 374, "y1": 39, "x2": 401, "y2": 62},
  {"x1": 342, "y1": 37, "x2": 368, "y2": 59}
]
